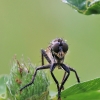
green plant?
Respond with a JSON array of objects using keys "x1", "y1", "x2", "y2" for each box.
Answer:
[
  {"x1": 62, "y1": 0, "x2": 100, "y2": 15},
  {"x1": 0, "y1": 58, "x2": 49, "y2": 100},
  {"x1": 0, "y1": 56, "x2": 100, "y2": 100},
  {"x1": 61, "y1": 77, "x2": 100, "y2": 100}
]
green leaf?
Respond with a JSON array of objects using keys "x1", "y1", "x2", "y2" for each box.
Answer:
[
  {"x1": 0, "y1": 75, "x2": 8, "y2": 94},
  {"x1": 62, "y1": 0, "x2": 100, "y2": 15},
  {"x1": 0, "y1": 75, "x2": 8, "y2": 100},
  {"x1": 61, "y1": 77, "x2": 100, "y2": 100}
]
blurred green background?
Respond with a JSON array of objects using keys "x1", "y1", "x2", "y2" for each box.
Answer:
[{"x1": 0, "y1": 0, "x2": 100, "y2": 91}]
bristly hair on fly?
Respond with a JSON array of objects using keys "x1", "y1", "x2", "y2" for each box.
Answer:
[{"x1": 45, "y1": 38, "x2": 68, "y2": 69}]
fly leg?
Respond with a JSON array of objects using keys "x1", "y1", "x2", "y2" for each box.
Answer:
[
  {"x1": 50, "y1": 63, "x2": 60, "y2": 100},
  {"x1": 69, "y1": 67, "x2": 80, "y2": 83},
  {"x1": 20, "y1": 64, "x2": 51, "y2": 92},
  {"x1": 59, "y1": 64, "x2": 70, "y2": 98},
  {"x1": 41, "y1": 49, "x2": 51, "y2": 65},
  {"x1": 61, "y1": 71, "x2": 67, "y2": 90},
  {"x1": 61, "y1": 66, "x2": 80, "y2": 90}
]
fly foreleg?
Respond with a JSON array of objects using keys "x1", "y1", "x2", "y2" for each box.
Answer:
[
  {"x1": 69, "y1": 67, "x2": 80, "y2": 83},
  {"x1": 61, "y1": 71, "x2": 67, "y2": 90},
  {"x1": 59, "y1": 64, "x2": 70, "y2": 93},
  {"x1": 50, "y1": 63, "x2": 60, "y2": 99}
]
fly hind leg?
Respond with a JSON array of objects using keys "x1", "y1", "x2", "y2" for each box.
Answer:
[{"x1": 41, "y1": 49, "x2": 51, "y2": 65}]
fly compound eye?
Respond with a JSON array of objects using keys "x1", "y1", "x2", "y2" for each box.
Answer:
[
  {"x1": 52, "y1": 42, "x2": 59, "y2": 53},
  {"x1": 62, "y1": 43, "x2": 68, "y2": 52}
]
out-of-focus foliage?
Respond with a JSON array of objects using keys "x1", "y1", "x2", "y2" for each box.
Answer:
[
  {"x1": 0, "y1": 75, "x2": 8, "y2": 100},
  {"x1": 0, "y1": 58, "x2": 49, "y2": 100},
  {"x1": 62, "y1": 0, "x2": 100, "y2": 15}
]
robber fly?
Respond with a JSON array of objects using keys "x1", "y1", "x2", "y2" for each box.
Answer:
[{"x1": 20, "y1": 38, "x2": 80, "y2": 100}]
